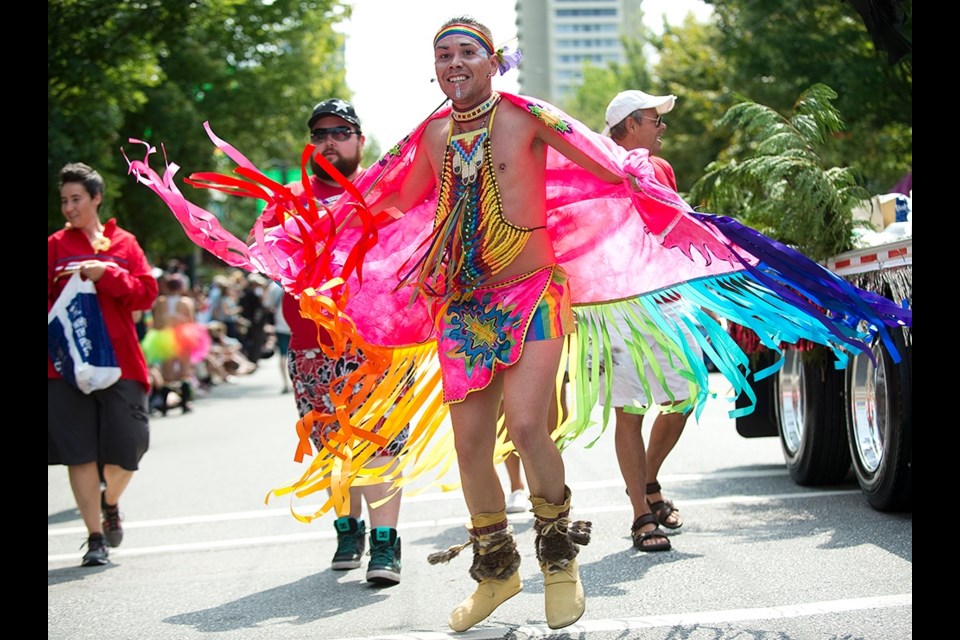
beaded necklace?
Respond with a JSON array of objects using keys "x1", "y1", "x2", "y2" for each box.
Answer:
[
  {"x1": 450, "y1": 125, "x2": 487, "y2": 185},
  {"x1": 451, "y1": 92, "x2": 501, "y2": 122}
]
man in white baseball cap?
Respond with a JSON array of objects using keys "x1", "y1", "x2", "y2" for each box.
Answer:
[
  {"x1": 603, "y1": 90, "x2": 678, "y2": 192},
  {"x1": 602, "y1": 90, "x2": 676, "y2": 135},
  {"x1": 599, "y1": 88, "x2": 695, "y2": 555}
]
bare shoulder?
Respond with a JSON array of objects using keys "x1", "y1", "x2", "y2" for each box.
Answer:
[
  {"x1": 416, "y1": 117, "x2": 453, "y2": 168},
  {"x1": 422, "y1": 117, "x2": 451, "y2": 147},
  {"x1": 495, "y1": 99, "x2": 536, "y2": 129},
  {"x1": 176, "y1": 295, "x2": 197, "y2": 316},
  {"x1": 152, "y1": 295, "x2": 169, "y2": 323},
  {"x1": 491, "y1": 100, "x2": 540, "y2": 149}
]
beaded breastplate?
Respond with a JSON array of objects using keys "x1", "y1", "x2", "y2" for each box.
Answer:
[{"x1": 433, "y1": 103, "x2": 537, "y2": 291}]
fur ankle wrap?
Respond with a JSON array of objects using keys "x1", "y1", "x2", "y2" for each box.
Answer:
[
  {"x1": 534, "y1": 516, "x2": 592, "y2": 572},
  {"x1": 531, "y1": 486, "x2": 592, "y2": 573},
  {"x1": 428, "y1": 522, "x2": 521, "y2": 583}
]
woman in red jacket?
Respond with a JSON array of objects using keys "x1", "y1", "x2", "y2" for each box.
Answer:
[{"x1": 48, "y1": 162, "x2": 159, "y2": 567}]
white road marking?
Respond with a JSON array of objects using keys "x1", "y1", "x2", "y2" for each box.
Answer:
[
  {"x1": 48, "y1": 477, "x2": 856, "y2": 564},
  {"x1": 322, "y1": 594, "x2": 912, "y2": 639}
]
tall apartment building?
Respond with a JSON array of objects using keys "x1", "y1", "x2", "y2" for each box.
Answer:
[{"x1": 515, "y1": 0, "x2": 643, "y2": 103}]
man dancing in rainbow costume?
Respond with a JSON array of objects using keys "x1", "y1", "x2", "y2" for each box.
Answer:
[{"x1": 127, "y1": 16, "x2": 911, "y2": 632}]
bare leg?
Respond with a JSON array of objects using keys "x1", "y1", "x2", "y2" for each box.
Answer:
[
  {"x1": 326, "y1": 486, "x2": 364, "y2": 520},
  {"x1": 613, "y1": 408, "x2": 667, "y2": 549},
  {"x1": 362, "y1": 454, "x2": 403, "y2": 585},
  {"x1": 507, "y1": 339, "x2": 586, "y2": 629},
  {"x1": 68, "y1": 462, "x2": 104, "y2": 536},
  {"x1": 613, "y1": 408, "x2": 649, "y2": 521},
  {"x1": 101, "y1": 464, "x2": 134, "y2": 507},
  {"x1": 645, "y1": 408, "x2": 688, "y2": 483},
  {"x1": 497, "y1": 398, "x2": 525, "y2": 493},
  {"x1": 279, "y1": 352, "x2": 290, "y2": 392},
  {"x1": 364, "y1": 455, "x2": 402, "y2": 528},
  {"x1": 160, "y1": 358, "x2": 178, "y2": 386},
  {"x1": 447, "y1": 379, "x2": 524, "y2": 632},
  {"x1": 552, "y1": 376, "x2": 568, "y2": 432},
  {"x1": 178, "y1": 353, "x2": 193, "y2": 382},
  {"x1": 501, "y1": 338, "x2": 565, "y2": 505},
  {"x1": 645, "y1": 407, "x2": 689, "y2": 528},
  {"x1": 449, "y1": 338, "x2": 578, "y2": 632},
  {"x1": 504, "y1": 381, "x2": 561, "y2": 494},
  {"x1": 448, "y1": 378, "x2": 506, "y2": 516},
  {"x1": 504, "y1": 453, "x2": 524, "y2": 492}
]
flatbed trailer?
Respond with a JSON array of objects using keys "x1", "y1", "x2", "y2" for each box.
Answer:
[{"x1": 734, "y1": 237, "x2": 912, "y2": 511}]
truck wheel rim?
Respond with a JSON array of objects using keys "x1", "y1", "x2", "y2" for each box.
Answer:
[
  {"x1": 849, "y1": 345, "x2": 885, "y2": 474},
  {"x1": 779, "y1": 351, "x2": 804, "y2": 455}
]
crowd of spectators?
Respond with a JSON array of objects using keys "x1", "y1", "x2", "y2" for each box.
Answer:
[{"x1": 143, "y1": 262, "x2": 283, "y2": 415}]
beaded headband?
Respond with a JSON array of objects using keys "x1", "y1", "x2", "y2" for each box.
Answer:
[
  {"x1": 433, "y1": 23, "x2": 495, "y2": 56},
  {"x1": 433, "y1": 23, "x2": 523, "y2": 76}
]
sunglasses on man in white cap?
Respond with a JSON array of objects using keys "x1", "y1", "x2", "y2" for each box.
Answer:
[{"x1": 602, "y1": 90, "x2": 677, "y2": 136}]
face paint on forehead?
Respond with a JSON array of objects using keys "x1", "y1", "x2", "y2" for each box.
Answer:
[{"x1": 435, "y1": 35, "x2": 491, "y2": 59}]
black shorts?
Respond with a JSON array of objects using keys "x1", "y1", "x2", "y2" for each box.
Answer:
[
  {"x1": 48, "y1": 379, "x2": 150, "y2": 470},
  {"x1": 276, "y1": 332, "x2": 291, "y2": 357}
]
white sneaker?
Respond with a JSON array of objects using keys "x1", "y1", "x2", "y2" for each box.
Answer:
[{"x1": 505, "y1": 489, "x2": 528, "y2": 514}]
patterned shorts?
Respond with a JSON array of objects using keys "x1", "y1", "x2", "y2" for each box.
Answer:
[
  {"x1": 437, "y1": 264, "x2": 574, "y2": 403},
  {"x1": 287, "y1": 347, "x2": 410, "y2": 457}
]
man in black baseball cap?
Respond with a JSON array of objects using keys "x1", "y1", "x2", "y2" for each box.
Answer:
[
  {"x1": 304, "y1": 98, "x2": 365, "y2": 190},
  {"x1": 308, "y1": 98, "x2": 362, "y2": 131},
  {"x1": 263, "y1": 98, "x2": 407, "y2": 587}
]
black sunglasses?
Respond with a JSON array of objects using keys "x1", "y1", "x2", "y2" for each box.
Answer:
[
  {"x1": 310, "y1": 126, "x2": 360, "y2": 142},
  {"x1": 634, "y1": 114, "x2": 664, "y2": 128}
]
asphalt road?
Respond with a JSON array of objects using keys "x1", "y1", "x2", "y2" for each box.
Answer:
[{"x1": 48, "y1": 355, "x2": 913, "y2": 640}]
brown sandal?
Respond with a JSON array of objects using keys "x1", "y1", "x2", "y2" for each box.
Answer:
[
  {"x1": 630, "y1": 513, "x2": 671, "y2": 552},
  {"x1": 646, "y1": 481, "x2": 683, "y2": 530}
]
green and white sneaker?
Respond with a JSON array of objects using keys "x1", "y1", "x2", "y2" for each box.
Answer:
[
  {"x1": 366, "y1": 527, "x2": 401, "y2": 585},
  {"x1": 331, "y1": 517, "x2": 365, "y2": 570}
]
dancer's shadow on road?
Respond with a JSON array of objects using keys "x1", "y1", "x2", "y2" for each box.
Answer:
[{"x1": 162, "y1": 568, "x2": 391, "y2": 632}]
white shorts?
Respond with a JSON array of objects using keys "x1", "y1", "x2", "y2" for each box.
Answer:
[{"x1": 598, "y1": 305, "x2": 702, "y2": 408}]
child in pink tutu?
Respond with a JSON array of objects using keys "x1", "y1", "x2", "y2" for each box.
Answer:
[{"x1": 142, "y1": 273, "x2": 209, "y2": 414}]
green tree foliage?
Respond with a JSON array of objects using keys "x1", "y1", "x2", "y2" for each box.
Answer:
[
  {"x1": 700, "y1": 0, "x2": 911, "y2": 194},
  {"x1": 641, "y1": 17, "x2": 734, "y2": 195},
  {"x1": 49, "y1": 0, "x2": 351, "y2": 265},
  {"x1": 689, "y1": 84, "x2": 868, "y2": 262},
  {"x1": 563, "y1": 1, "x2": 910, "y2": 199},
  {"x1": 564, "y1": 15, "x2": 741, "y2": 195},
  {"x1": 562, "y1": 36, "x2": 654, "y2": 135}
]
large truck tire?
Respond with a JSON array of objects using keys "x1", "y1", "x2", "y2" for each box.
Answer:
[
  {"x1": 845, "y1": 329, "x2": 912, "y2": 511},
  {"x1": 735, "y1": 348, "x2": 779, "y2": 438},
  {"x1": 775, "y1": 347, "x2": 851, "y2": 485}
]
